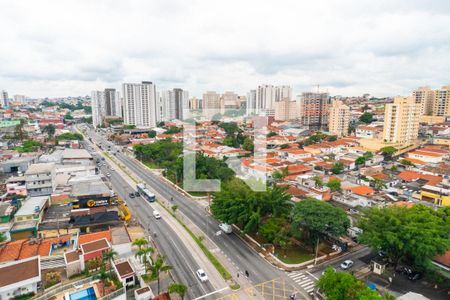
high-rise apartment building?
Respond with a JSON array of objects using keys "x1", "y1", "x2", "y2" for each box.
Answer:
[
  {"x1": 383, "y1": 96, "x2": 420, "y2": 146},
  {"x1": 220, "y1": 91, "x2": 239, "y2": 113},
  {"x1": 299, "y1": 92, "x2": 331, "y2": 129},
  {"x1": 328, "y1": 100, "x2": 350, "y2": 137},
  {"x1": 13, "y1": 94, "x2": 26, "y2": 104},
  {"x1": 246, "y1": 90, "x2": 257, "y2": 115},
  {"x1": 256, "y1": 84, "x2": 275, "y2": 116},
  {"x1": 202, "y1": 91, "x2": 220, "y2": 117},
  {"x1": 274, "y1": 86, "x2": 292, "y2": 102},
  {"x1": 104, "y1": 88, "x2": 121, "y2": 118},
  {"x1": 412, "y1": 86, "x2": 435, "y2": 116},
  {"x1": 0, "y1": 90, "x2": 8, "y2": 107},
  {"x1": 122, "y1": 81, "x2": 157, "y2": 128},
  {"x1": 91, "y1": 88, "x2": 121, "y2": 128},
  {"x1": 190, "y1": 97, "x2": 201, "y2": 110},
  {"x1": 433, "y1": 86, "x2": 450, "y2": 116},
  {"x1": 274, "y1": 98, "x2": 298, "y2": 121},
  {"x1": 91, "y1": 91, "x2": 105, "y2": 128},
  {"x1": 161, "y1": 88, "x2": 189, "y2": 121}
]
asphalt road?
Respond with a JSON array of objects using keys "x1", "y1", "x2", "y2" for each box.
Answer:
[
  {"x1": 87, "y1": 130, "x2": 285, "y2": 284},
  {"x1": 83, "y1": 126, "x2": 375, "y2": 299},
  {"x1": 82, "y1": 139, "x2": 216, "y2": 299}
]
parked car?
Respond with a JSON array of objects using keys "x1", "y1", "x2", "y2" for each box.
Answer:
[
  {"x1": 134, "y1": 192, "x2": 140, "y2": 197},
  {"x1": 340, "y1": 260, "x2": 354, "y2": 270},
  {"x1": 153, "y1": 210, "x2": 161, "y2": 219},
  {"x1": 196, "y1": 269, "x2": 208, "y2": 282},
  {"x1": 129, "y1": 193, "x2": 135, "y2": 198}
]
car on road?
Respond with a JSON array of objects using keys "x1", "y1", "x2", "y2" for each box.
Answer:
[
  {"x1": 106, "y1": 173, "x2": 111, "y2": 177},
  {"x1": 153, "y1": 210, "x2": 161, "y2": 219},
  {"x1": 196, "y1": 269, "x2": 208, "y2": 282},
  {"x1": 408, "y1": 271, "x2": 423, "y2": 281},
  {"x1": 129, "y1": 193, "x2": 135, "y2": 198},
  {"x1": 134, "y1": 192, "x2": 140, "y2": 197},
  {"x1": 340, "y1": 260, "x2": 354, "y2": 270},
  {"x1": 219, "y1": 223, "x2": 232, "y2": 234}
]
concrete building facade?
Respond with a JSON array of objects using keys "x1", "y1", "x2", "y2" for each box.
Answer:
[
  {"x1": 383, "y1": 96, "x2": 420, "y2": 146},
  {"x1": 122, "y1": 81, "x2": 158, "y2": 128},
  {"x1": 299, "y1": 92, "x2": 331, "y2": 130},
  {"x1": 328, "y1": 100, "x2": 350, "y2": 137}
]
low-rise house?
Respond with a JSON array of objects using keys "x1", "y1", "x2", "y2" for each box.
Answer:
[
  {"x1": 6, "y1": 176, "x2": 27, "y2": 196},
  {"x1": 25, "y1": 163, "x2": 55, "y2": 197},
  {"x1": 10, "y1": 196, "x2": 49, "y2": 240},
  {"x1": 0, "y1": 256, "x2": 41, "y2": 299},
  {"x1": 113, "y1": 260, "x2": 136, "y2": 287}
]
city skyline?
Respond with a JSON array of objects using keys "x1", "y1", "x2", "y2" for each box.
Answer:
[{"x1": 1, "y1": 0, "x2": 450, "y2": 98}]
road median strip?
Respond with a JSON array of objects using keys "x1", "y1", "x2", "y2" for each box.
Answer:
[{"x1": 157, "y1": 200, "x2": 236, "y2": 285}]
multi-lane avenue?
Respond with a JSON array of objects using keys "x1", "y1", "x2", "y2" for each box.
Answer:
[{"x1": 81, "y1": 124, "x2": 373, "y2": 299}]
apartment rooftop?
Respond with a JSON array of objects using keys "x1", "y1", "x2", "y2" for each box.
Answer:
[{"x1": 24, "y1": 162, "x2": 54, "y2": 175}]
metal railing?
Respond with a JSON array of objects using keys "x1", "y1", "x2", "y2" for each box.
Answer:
[{"x1": 33, "y1": 275, "x2": 99, "y2": 300}]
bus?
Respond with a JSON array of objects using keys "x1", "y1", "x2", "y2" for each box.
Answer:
[{"x1": 136, "y1": 183, "x2": 156, "y2": 202}]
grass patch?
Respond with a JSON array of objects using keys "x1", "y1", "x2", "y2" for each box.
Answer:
[
  {"x1": 229, "y1": 283, "x2": 240, "y2": 290},
  {"x1": 158, "y1": 200, "x2": 232, "y2": 281},
  {"x1": 273, "y1": 246, "x2": 314, "y2": 265}
]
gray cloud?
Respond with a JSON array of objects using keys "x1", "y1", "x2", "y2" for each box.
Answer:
[{"x1": 0, "y1": 0, "x2": 449, "y2": 98}]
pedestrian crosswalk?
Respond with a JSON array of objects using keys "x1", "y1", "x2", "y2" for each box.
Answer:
[{"x1": 286, "y1": 271, "x2": 317, "y2": 295}]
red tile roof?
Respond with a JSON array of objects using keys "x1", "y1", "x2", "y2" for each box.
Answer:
[
  {"x1": 78, "y1": 229, "x2": 112, "y2": 245},
  {"x1": 350, "y1": 186, "x2": 375, "y2": 196}
]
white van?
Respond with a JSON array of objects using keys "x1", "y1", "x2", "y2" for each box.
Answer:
[
  {"x1": 153, "y1": 210, "x2": 161, "y2": 219},
  {"x1": 219, "y1": 223, "x2": 232, "y2": 234}
]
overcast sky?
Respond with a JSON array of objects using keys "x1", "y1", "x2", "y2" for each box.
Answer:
[{"x1": 1, "y1": 0, "x2": 449, "y2": 98}]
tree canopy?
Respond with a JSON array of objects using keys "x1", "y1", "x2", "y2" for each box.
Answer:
[
  {"x1": 15, "y1": 140, "x2": 42, "y2": 153},
  {"x1": 56, "y1": 132, "x2": 83, "y2": 141},
  {"x1": 359, "y1": 112, "x2": 374, "y2": 124},
  {"x1": 211, "y1": 178, "x2": 293, "y2": 233},
  {"x1": 358, "y1": 204, "x2": 450, "y2": 270},
  {"x1": 331, "y1": 162, "x2": 345, "y2": 174},
  {"x1": 292, "y1": 198, "x2": 350, "y2": 244},
  {"x1": 327, "y1": 179, "x2": 341, "y2": 191},
  {"x1": 148, "y1": 130, "x2": 157, "y2": 138},
  {"x1": 318, "y1": 268, "x2": 381, "y2": 300}
]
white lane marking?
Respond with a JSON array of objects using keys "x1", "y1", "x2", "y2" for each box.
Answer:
[
  {"x1": 299, "y1": 279, "x2": 313, "y2": 287},
  {"x1": 193, "y1": 286, "x2": 230, "y2": 300},
  {"x1": 306, "y1": 270, "x2": 319, "y2": 280}
]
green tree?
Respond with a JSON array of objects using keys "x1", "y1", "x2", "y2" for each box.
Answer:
[
  {"x1": 242, "y1": 137, "x2": 254, "y2": 152},
  {"x1": 102, "y1": 249, "x2": 118, "y2": 274},
  {"x1": 363, "y1": 151, "x2": 374, "y2": 159},
  {"x1": 98, "y1": 267, "x2": 110, "y2": 296},
  {"x1": 148, "y1": 130, "x2": 157, "y2": 138},
  {"x1": 312, "y1": 175, "x2": 324, "y2": 188},
  {"x1": 355, "y1": 156, "x2": 366, "y2": 166},
  {"x1": 14, "y1": 119, "x2": 27, "y2": 141},
  {"x1": 165, "y1": 126, "x2": 182, "y2": 134},
  {"x1": 280, "y1": 143, "x2": 289, "y2": 149},
  {"x1": 359, "y1": 112, "x2": 374, "y2": 124},
  {"x1": 380, "y1": 146, "x2": 397, "y2": 160},
  {"x1": 358, "y1": 205, "x2": 450, "y2": 269},
  {"x1": 400, "y1": 159, "x2": 415, "y2": 168},
  {"x1": 42, "y1": 124, "x2": 56, "y2": 139},
  {"x1": 292, "y1": 199, "x2": 350, "y2": 248},
  {"x1": 135, "y1": 247, "x2": 154, "y2": 273},
  {"x1": 328, "y1": 135, "x2": 338, "y2": 142},
  {"x1": 317, "y1": 268, "x2": 380, "y2": 300},
  {"x1": 132, "y1": 237, "x2": 148, "y2": 250},
  {"x1": 372, "y1": 178, "x2": 387, "y2": 190},
  {"x1": 168, "y1": 283, "x2": 187, "y2": 300},
  {"x1": 259, "y1": 217, "x2": 288, "y2": 243},
  {"x1": 266, "y1": 131, "x2": 277, "y2": 138},
  {"x1": 64, "y1": 112, "x2": 74, "y2": 120},
  {"x1": 272, "y1": 167, "x2": 288, "y2": 182},
  {"x1": 327, "y1": 179, "x2": 341, "y2": 191},
  {"x1": 331, "y1": 162, "x2": 345, "y2": 174},
  {"x1": 0, "y1": 232, "x2": 6, "y2": 243},
  {"x1": 150, "y1": 255, "x2": 172, "y2": 294}
]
